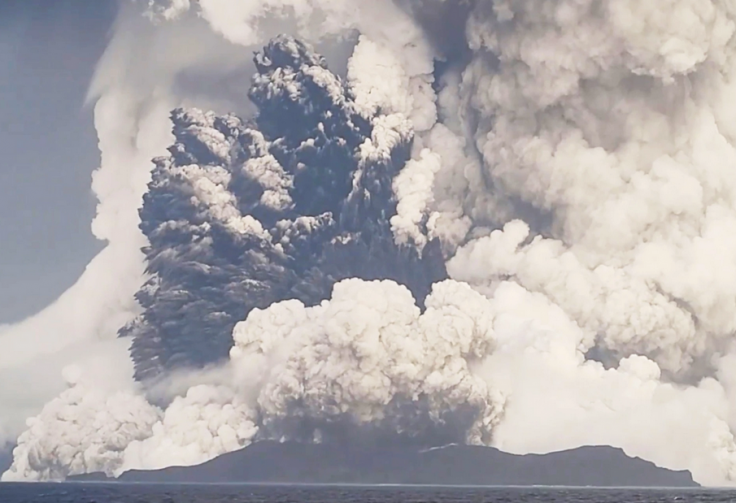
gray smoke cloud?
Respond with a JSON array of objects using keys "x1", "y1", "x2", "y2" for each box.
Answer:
[
  {"x1": 5, "y1": 0, "x2": 736, "y2": 487},
  {"x1": 120, "y1": 34, "x2": 446, "y2": 382}
]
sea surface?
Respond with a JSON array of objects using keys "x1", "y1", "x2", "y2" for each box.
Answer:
[{"x1": 0, "y1": 484, "x2": 732, "y2": 503}]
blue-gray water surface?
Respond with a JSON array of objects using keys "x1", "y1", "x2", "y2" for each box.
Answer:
[{"x1": 0, "y1": 484, "x2": 732, "y2": 503}]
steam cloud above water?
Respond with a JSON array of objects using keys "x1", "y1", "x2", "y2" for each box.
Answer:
[{"x1": 4, "y1": 0, "x2": 736, "y2": 487}]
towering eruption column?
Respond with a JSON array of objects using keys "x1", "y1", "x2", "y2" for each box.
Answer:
[
  {"x1": 121, "y1": 34, "x2": 447, "y2": 382},
  {"x1": 444, "y1": 0, "x2": 736, "y2": 484},
  {"x1": 450, "y1": 1, "x2": 736, "y2": 374}
]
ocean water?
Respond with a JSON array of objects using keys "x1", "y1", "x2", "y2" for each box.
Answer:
[{"x1": 0, "y1": 484, "x2": 732, "y2": 503}]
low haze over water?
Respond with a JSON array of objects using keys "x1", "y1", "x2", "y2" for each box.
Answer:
[{"x1": 0, "y1": 484, "x2": 732, "y2": 503}]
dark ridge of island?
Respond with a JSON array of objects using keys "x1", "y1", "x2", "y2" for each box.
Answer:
[{"x1": 69, "y1": 441, "x2": 699, "y2": 487}]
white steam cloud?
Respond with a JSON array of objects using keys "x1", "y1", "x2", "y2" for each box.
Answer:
[{"x1": 5, "y1": 0, "x2": 736, "y2": 488}]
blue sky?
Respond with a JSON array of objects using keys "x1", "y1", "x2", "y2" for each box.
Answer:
[{"x1": 0, "y1": 1, "x2": 117, "y2": 322}]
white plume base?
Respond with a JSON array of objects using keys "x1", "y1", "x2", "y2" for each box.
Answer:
[{"x1": 5, "y1": 279, "x2": 736, "y2": 486}]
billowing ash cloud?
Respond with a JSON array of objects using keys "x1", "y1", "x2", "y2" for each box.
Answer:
[
  {"x1": 5, "y1": 276, "x2": 506, "y2": 480},
  {"x1": 121, "y1": 35, "x2": 446, "y2": 381},
  {"x1": 445, "y1": 0, "x2": 736, "y2": 378},
  {"x1": 7, "y1": 0, "x2": 736, "y2": 488},
  {"x1": 228, "y1": 278, "x2": 502, "y2": 446},
  {"x1": 4, "y1": 366, "x2": 160, "y2": 481},
  {"x1": 121, "y1": 277, "x2": 505, "y2": 474}
]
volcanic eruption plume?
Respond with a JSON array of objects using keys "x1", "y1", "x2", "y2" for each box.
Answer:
[
  {"x1": 5, "y1": 0, "x2": 736, "y2": 487},
  {"x1": 121, "y1": 34, "x2": 446, "y2": 382}
]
